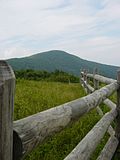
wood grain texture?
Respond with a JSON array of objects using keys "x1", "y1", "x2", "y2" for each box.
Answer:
[
  {"x1": 81, "y1": 73, "x2": 118, "y2": 159},
  {"x1": 97, "y1": 135, "x2": 119, "y2": 160},
  {"x1": 14, "y1": 105, "x2": 72, "y2": 156},
  {"x1": 87, "y1": 73, "x2": 116, "y2": 84},
  {"x1": 115, "y1": 70, "x2": 120, "y2": 138},
  {"x1": 64, "y1": 108, "x2": 117, "y2": 160},
  {"x1": 114, "y1": 70, "x2": 120, "y2": 158},
  {"x1": 104, "y1": 99, "x2": 116, "y2": 110},
  {"x1": 81, "y1": 78, "x2": 94, "y2": 94},
  {"x1": 93, "y1": 68, "x2": 99, "y2": 90},
  {"x1": 81, "y1": 80, "x2": 116, "y2": 110},
  {"x1": 0, "y1": 61, "x2": 15, "y2": 160},
  {"x1": 81, "y1": 79, "x2": 116, "y2": 136}
]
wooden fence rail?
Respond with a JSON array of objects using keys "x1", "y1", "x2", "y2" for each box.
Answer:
[
  {"x1": 85, "y1": 73, "x2": 116, "y2": 84},
  {"x1": 0, "y1": 61, "x2": 120, "y2": 160},
  {"x1": 81, "y1": 70, "x2": 116, "y2": 138},
  {"x1": 13, "y1": 80, "x2": 118, "y2": 158},
  {"x1": 64, "y1": 108, "x2": 117, "y2": 160},
  {"x1": 80, "y1": 69, "x2": 120, "y2": 160}
]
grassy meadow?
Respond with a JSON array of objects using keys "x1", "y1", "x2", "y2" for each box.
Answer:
[{"x1": 14, "y1": 79, "x2": 115, "y2": 160}]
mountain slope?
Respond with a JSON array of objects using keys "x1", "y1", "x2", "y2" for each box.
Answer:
[{"x1": 7, "y1": 50, "x2": 119, "y2": 79}]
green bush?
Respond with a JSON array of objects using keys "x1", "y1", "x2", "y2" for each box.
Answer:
[{"x1": 15, "y1": 69, "x2": 79, "y2": 83}]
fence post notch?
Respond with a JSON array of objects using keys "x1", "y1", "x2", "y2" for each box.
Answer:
[
  {"x1": 93, "y1": 68, "x2": 99, "y2": 90},
  {"x1": 0, "y1": 61, "x2": 15, "y2": 160}
]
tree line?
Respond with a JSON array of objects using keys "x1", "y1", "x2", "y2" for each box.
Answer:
[{"x1": 15, "y1": 69, "x2": 79, "y2": 83}]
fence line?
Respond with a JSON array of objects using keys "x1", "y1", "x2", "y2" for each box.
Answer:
[
  {"x1": 0, "y1": 61, "x2": 120, "y2": 160},
  {"x1": 80, "y1": 69, "x2": 120, "y2": 159},
  {"x1": 13, "y1": 80, "x2": 118, "y2": 157},
  {"x1": 81, "y1": 69, "x2": 115, "y2": 137},
  {"x1": 64, "y1": 108, "x2": 117, "y2": 160},
  {"x1": 86, "y1": 73, "x2": 116, "y2": 84},
  {"x1": 97, "y1": 135, "x2": 119, "y2": 160}
]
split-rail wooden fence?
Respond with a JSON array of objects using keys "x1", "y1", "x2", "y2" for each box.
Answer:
[{"x1": 0, "y1": 61, "x2": 120, "y2": 160}]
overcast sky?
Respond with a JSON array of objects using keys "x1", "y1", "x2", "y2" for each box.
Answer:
[{"x1": 0, "y1": 0, "x2": 120, "y2": 66}]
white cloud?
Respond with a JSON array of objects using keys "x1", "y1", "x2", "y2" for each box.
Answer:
[
  {"x1": 0, "y1": 47, "x2": 35, "y2": 59},
  {"x1": 49, "y1": 35, "x2": 120, "y2": 66},
  {"x1": 0, "y1": 0, "x2": 120, "y2": 66}
]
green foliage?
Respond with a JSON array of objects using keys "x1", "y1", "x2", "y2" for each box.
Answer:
[
  {"x1": 14, "y1": 80, "x2": 84, "y2": 120},
  {"x1": 15, "y1": 69, "x2": 79, "y2": 83},
  {"x1": 7, "y1": 50, "x2": 119, "y2": 79}
]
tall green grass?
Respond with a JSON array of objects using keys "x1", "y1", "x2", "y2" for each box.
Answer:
[
  {"x1": 14, "y1": 79, "x2": 85, "y2": 120},
  {"x1": 14, "y1": 80, "x2": 113, "y2": 160}
]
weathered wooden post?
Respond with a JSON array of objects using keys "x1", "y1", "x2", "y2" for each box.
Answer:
[
  {"x1": 86, "y1": 69, "x2": 90, "y2": 84},
  {"x1": 114, "y1": 70, "x2": 120, "y2": 158},
  {"x1": 0, "y1": 61, "x2": 15, "y2": 160},
  {"x1": 115, "y1": 70, "x2": 120, "y2": 137},
  {"x1": 85, "y1": 70, "x2": 88, "y2": 84},
  {"x1": 80, "y1": 69, "x2": 84, "y2": 87},
  {"x1": 80, "y1": 69, "x2": 83, "y2": 85},
  {"x1": 93, "y1": 68, "x2": 99, "y2": 90},
  {"x1": 85, "y1": 70, "x2": 90, "y2": 94},
  {"x1": 93, "y1": 68, "x2": 104, "y2": 116},
  {"x1": 83, "y1": 69, "x2": 87, "y2": 82},
  {"x1": 83, "y1": 69, "x2": 87, "y2": 93}
]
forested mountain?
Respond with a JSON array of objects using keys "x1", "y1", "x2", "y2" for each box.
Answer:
[{"x1": 7, "y1": 50, "x2": 119, "y2": 79}]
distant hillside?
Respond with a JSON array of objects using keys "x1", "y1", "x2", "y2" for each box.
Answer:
[{"x1": 7, "y1": 50, "x2": 119, "y2": 79}]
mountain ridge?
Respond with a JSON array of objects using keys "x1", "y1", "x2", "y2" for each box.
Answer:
[{"x1": 7, "y1": 50, "x2": 119, "y2": 79}]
